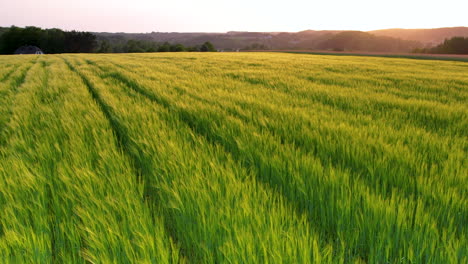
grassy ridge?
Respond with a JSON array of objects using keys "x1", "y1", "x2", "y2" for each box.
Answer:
[{"x1": 0, "y1": 53, "x2": 466, "y2": 263}]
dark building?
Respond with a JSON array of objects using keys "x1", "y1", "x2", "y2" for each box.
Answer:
[{"x1": 14, "y1": 45, "x2": 44, "y2": 55}]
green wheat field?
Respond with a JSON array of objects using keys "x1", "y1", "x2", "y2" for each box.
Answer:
[{"x1": 0, "y1": 53, "x2": 467, "y2": 263}]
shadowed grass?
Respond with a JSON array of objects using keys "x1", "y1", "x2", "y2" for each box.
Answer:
[{"x1": 1, "y1": 52, "x2": 466, "y2": 263}]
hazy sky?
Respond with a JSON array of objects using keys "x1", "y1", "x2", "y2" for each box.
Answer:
[{"x1": 1, "y1": 0, "x2": 467, "y2": 33}]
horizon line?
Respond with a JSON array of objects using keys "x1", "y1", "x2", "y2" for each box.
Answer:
[{"x1": 1, "y1": 24, "x2": 467, "y2": 34}]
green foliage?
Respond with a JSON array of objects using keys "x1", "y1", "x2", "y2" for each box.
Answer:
[
  {"x1": 0, "y1": 53, "x2": 466, "y2": 263},
  {"x1": 243, "y1": 43, "x2": 269, "y2": 50},
  {"x1": 157, "y1": 42, "x2": 171, "y2": 52},
  {"x1": 97, "y1": 40, "x2": 112, "y2": 53},
  {"x1": 0, "y1": 26, "x2": 97, "y2": 54},
  {"x1": 123, "y1": 39, "x2": 151, "y2": 53},
  {"x1": 170, "y1": 44, "x2": 186, "y2": 52},
  {"x1": 414, "y1": 36, "x2": 468, "y2": 54},
  {"x1": 94, "y1": 39, "x2": 216, "y2": 53},
  {"x1": 200, "y1": 41, "x2": 216, "y2": 52},
  {"x1": 318, "y1": 31, "x2": 422, "y2": 52}
]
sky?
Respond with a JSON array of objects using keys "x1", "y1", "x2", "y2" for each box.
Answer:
[{"x1": 1, "y1": 0, "x2": 467, "y2": 33}]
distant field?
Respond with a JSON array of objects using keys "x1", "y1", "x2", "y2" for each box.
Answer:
[
  {"x1": 251, "y1": 50, "x2": 468, "y2": 62},
  {"x1": 0, "y1": 53, "x2": 467, "y2": 263}
]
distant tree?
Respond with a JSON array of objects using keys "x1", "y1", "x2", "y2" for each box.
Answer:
[
  {"x1": 243, "y1": 43, "x2": 268, "y2": 50},
  {"x1": 21, "y1": 26, "x2": 42, "y2": 47},
  {"x1": 412, "y1": 47, "x2": 427, "y2": 53},
  {"x1": 41, "y1": 28, "x2": 66, "y2": 53},
  {"x1": 157, "y1": 42, "x2": 171, "y2": 52},
  {"x1": 200, "y1": 41, "x2": 216, "y2": 52},
  {"x1": 124, "y1": 40, "x2": 145, "y2": 53},
  {"x1": 431, "y1": 37, "x2": 468, "y2": 54},
  {"x1": 0, "y1": 26, "x2": 220, "y2": 54},
  {"x1": 413, "y1": 37, "x2": 468, "y2": 54},
  {"x1": 0, "y1": 26, "x2": 43, "y2": 54},
  {"x1": 97, "y1": 40, "x2": 112, "y2": 53},
  {"x1": 317, "y1": 31, "x2": 421, "y2": 52},
  {"x1": 64, "y1": 31, "x2": 97, "y2": 53},
  {"x1": 0, "y1": 26, "x2": 20, "y2": 54},
  {"x1": 170, "y1": 43, "x2": 186, "y2": 52},
  {"x1": 187, "y1": 45, "x2": 201, "y2": 52},
  {"x1": 0, "y1": 26, "x2": 99, "y2": 54}
]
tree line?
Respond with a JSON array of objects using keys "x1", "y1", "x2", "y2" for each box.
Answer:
[
  {"x1": 316, "y1": 31, "x2": 422, "y2": 53},
  {"x1": 0, "y1": 26, "x2": 97, "y2": 54},
  {"x1": 0, "y1": 26, "x2": 216, "y2": 54},
  {"x1": 413, "y1": 37, "x2": 468, "y2": 54},
  {"x1": 97, "y1": 39, "x2": 216, "y2": 53}
]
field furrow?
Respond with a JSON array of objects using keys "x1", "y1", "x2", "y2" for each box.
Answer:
[
  {"x1": 68, "y1": 55, "x2": 335, "y2": 263},
  {"x1": 80, "y1": 56, "x2": 467, "y2": 263},
  {"x1": 89, "y1": 55, "x2": 466, "y2": 235},
  {"x1": 0, "y1": 58, "x2": 38, "y2": 144},
  {"x1": 0, "y1": 66, "x2": 18, "y2": 83},
  {"x1": 0, "y1": 52, "x2": 466, "y2": 264},
  {"x1": 117, "y1": 53, "x2": 468, "y2": 137},
  {"x1": 1, "y1": 56, "x2": 178, "y2": 263},
  {"x1": 135, "y1": 67, "x2": 467, "y2": 237}
]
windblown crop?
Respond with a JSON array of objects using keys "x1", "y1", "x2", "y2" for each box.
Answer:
[{"x1": 0, "y1": 53, "x2": 466, "y2": 263}]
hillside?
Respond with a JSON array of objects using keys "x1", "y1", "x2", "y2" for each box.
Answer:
[
  {"x1": 315, "y1": 31, "x2": 421, "y2": 52},
  {"x1": 2, "y1": 26, "x2": 467, "y2": 52},
  {"x1": 95, "y1": 30, "x2": 421, "y2": 52},
  {"x1": 370, "y1": 27, "x2": 468, "y2": 46},
  {"x1": 95, "y1": 27, "x2": 468, "y2": 52}
]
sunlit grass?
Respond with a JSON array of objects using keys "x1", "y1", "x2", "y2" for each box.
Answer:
[{"x1": 0, "y1": 52, "x2": 466, "y2": 263}]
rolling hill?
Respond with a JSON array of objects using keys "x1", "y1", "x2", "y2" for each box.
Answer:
[{"x1": 370, "y1": 27, "x2": 468, "y2": 46}]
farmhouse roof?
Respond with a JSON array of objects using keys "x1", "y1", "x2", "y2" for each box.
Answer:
[{"x1": 14, "y1": 45, "x2": 44, "y2": 55}]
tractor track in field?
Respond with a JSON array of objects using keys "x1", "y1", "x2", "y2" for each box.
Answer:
[
  {"x1": 61, "y1": 57, "x2": 191, "y2": 262},
  {"x1": 221, "y1": 69, "x2": 467, "y2": 138},
  {"x1": 168, "y1": 83, "x2": 468, "y2": 237},
  {"x1": 88, "y1": 59, "x2": 465, "y2": 238},
  {"x1": 0, "y1": 58, "x2": 38, "y2": 149},
  {"x1": 85, "y1": 59, "x2": 468, "y2": 262},
  {"x1": 34, "y1": 60, "x2": 79, "y2": 263},
  {"x1": 81, "y1": 60, "x2": 382, "y2": 261},
  {"x1": 0, "y1": 60, "x2": 38, "y2": 248},
  {"x1": 1, "y1": 53, "x2": 465, "y2": 263},
  {"x1": 4, "y1": 59, "x2": 81, "y2": 262},
  {"x1": 85, "y1": 60, "x2": 339, "y2": 262},
  {"x1": 148, "y1": 55, "x2": 467, "y2": 138},
  {"x1": 0, "y1": 58, "x2": 43, "y2": 246},
  {"x1": 38, "y1": 61, "x2": 58, "y2": 263},
  {"x1": 101, "y1": 55, "x2": 466, "y2": 140},
  {"x1": 0, "y1": 65, "x2": 19, "y2": 83},
  {"x1": 134, "y1": 58, "x2": 468, "y2": 221},
  {"x1": 79, "y1": 57, "x2": 467, "y2": 262}
]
